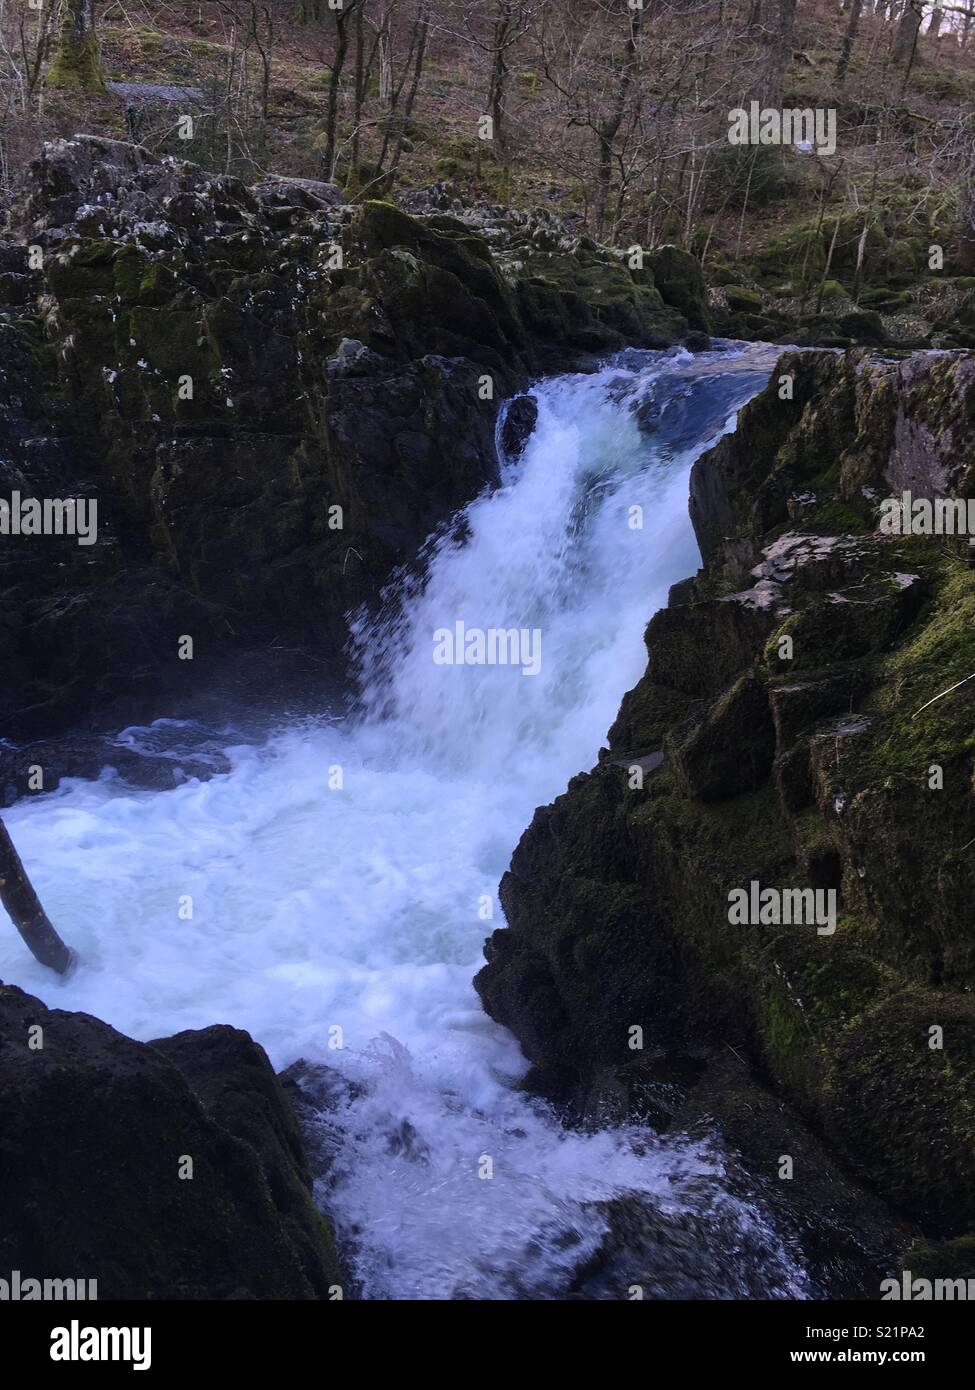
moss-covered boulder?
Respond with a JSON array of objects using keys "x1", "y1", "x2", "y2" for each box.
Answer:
[
  {"x1": 724, "y1": 284, "x2": 764, "y2": 312},
  {"x1": 648, "y1": 244, "x2": 713, "y2": 334}
]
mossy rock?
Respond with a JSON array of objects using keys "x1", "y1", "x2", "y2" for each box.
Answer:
[
  {"x1": 46, "y1": 27, "x2": 106, "y2": 93},
  {"x1": 666, "y1": 671, "x2": 775, "y2": 801},
  {"x1": 818, "y1": 279, "x2": 847, "y2": 302},
  {"x1": 838, "y1": 308, "x2": 886, "y2": 344},
  {"x1": 752, "y1": 221, "x2": 826, "y2": 287},
  {"x1": 648, "y1": 245, "x2": 712, "y2": 333},
  {"x1": 860, "y1": 287, "x2": 912, "y2": 308},
  {"x1": 907, "y1": 1234, "x2": 975, "y2": 1280},
  {"x1": 724, "y1": 284, "x2": 763, "y2": 312},
  {"x1": 826, "y1": 990, "x2": 975, "y2": 1233},
  {"x1": 356, "y1": 199, "x2": 425, "y2": 254}
]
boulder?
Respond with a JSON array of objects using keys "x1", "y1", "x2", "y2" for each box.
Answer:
[{"x1": 0, "y1": 983, "x2": 343, "y2": 1298}]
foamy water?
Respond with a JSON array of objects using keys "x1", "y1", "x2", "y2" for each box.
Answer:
[{"x1": 1, "y1": 343, "x2": 810, "y2": 1299}]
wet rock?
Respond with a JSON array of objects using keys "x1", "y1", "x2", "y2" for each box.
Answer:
[{"x1": 500, "y1": 394, "x2": 538, "y2": 459}]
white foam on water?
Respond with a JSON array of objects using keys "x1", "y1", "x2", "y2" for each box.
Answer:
[{"x1": 1, "y1": 343, "x2": 809, "y2": 1299}]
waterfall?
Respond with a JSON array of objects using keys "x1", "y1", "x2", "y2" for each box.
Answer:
[{"x1": 0, "y1": 341, "x2": 811, "y2": 1299}]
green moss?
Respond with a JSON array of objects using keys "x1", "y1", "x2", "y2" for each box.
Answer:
[
  {"x1": 863, "y1": 565, "x2": 975, "y2": 775},
  {"x1": 356, "y1": 199, "x2": 424, "y2": 254},
  {"x1": 819, "y1": 278, "x2": 847, "y2": 302},
  {"x1": 46, "y1": 19, "x2": 106, "y2": 93},
  {"x1": 724, "y1": 284, "x2": 763, "y2": 311},
  {"x1": 112, "y1": 246, "x2": 180, "y2": 306},
  {"x1": 648, "y1": 245, "x2": 712, "y2": 333},
  {"x1": 826, "y1": 990, "x2": 975, "y2": 1231}
]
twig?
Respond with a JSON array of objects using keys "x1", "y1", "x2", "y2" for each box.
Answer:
[{"x1": 911, "y1": 669, "x2": 975, "y2": 719}]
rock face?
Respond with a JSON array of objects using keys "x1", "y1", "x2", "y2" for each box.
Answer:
[
  {"x1": 476, "y1": 349, "x2": 975, "y2": 1258},
  {"x1": 0, "y1": 137, "x2": 700, "y2": 783},
  {"x1": 0, "y1": 982, "x2": 343, "y2": 1298}
]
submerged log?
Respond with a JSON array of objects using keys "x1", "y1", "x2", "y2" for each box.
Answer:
[{"x1": 0, "y1": 818, "x2": 76, "y2": 975}]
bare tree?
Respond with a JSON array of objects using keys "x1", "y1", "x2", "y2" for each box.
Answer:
[
  {"x1": 312, "y1": 0, "x2": 366, "y2": 180},
  {"x1": 892, "y1": 0, "x2": 924, "y2": 66},
  {"x1": 385, "y1": 0, "x2": 430, "y2": 185},
  {"x1": 836, "y1": 0, "x2": 863, "y2": 82},
  {"x1": 763, "y1": 0, "x2": 796, "y2": 105},
  {"x1": 592, "y1": 3, "x2": 642, "y2": 235}
]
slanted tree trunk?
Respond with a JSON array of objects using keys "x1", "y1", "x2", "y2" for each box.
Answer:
[
  {"x1": 0, "y1": 818, "x2": 76, "y2": 975},
  {"x1": 46, "y1": 0, "x2": 105, "y2": 92}
]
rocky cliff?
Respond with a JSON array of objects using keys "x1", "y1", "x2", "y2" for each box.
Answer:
[
  {"x1": 476, "y1": 348, "x2": 975, "y2": 1277},
  {"x1": 0, "y1": 136, "x2": 703, "y2": 799}
]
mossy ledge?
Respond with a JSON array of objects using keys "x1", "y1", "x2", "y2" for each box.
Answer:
[{"x1": 476, "y1": 348, "x2": 975, "y2": 1279}]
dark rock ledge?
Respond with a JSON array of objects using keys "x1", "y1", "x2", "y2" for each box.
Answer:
[{"x1": 476, "y1": 346, "x2": 975, "y2": 1288}]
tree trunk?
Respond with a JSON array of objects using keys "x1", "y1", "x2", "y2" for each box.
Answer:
[
  {"x1": 487, "y1": 1, "x2": 514, "y2": 153},
  {"x1": 251, "y1": 3, "x2": 273, "y2": 123},
  {"x1": 376, "y1": 4, "x2": 420, "y2": 174},
  {"x1": 46, "y1": 0, "x2": 104, "y2": 92},
  {"x1": 0, "y1": 818, "x2": 76, "y2": 975},
  {"x1": 593, "y1": 6, "x2": 642, "y2": 236},
  {"x1": 386, "y1": 2, "x2": 429, "y2": 184},
  {"x1": 892, "y1": 0, "x2": 923, "y2": 65},
  {"x1": 349, "y1": 0, "x2": 366, "y2": 189},
  {"x1": 763, "y1": 0, "x2": 796, "y2": 106},
  {"x1": 836, "y1": 0, "x2": 863, "y2": 82},
  {"x1": 378, "y1": 4, "x2": 393, "y2": 104},
  {"x1": 323, "y1": 0, "x2": 360, "y2": 181}
]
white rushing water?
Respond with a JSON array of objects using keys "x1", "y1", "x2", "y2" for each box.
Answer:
[{"x1": 1, "y1": 342, "x2": 810, "y2": 1299}]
